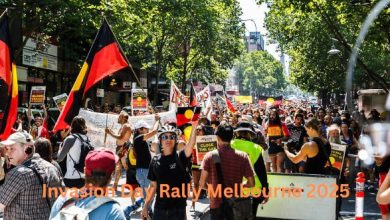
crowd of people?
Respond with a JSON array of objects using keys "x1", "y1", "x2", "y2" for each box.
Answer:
[{"x1": 0, "y1": 97, "x2": 389, "y2": 220}]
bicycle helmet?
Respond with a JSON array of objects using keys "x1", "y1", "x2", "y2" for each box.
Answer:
[{"x1": 158, "y1": 125, "x2": 178, "y2": 138}]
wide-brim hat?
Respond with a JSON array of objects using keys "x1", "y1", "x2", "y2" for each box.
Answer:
[{"x1": 234, "y1": 122, "x2": 256, "y2": 135}]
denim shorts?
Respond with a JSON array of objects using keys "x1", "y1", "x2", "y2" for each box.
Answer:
[{"x1": 136, "y1": 168, "x2": 150, "y2": 198}]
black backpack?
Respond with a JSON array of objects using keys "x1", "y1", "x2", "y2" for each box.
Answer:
[{"x1": 58, "y1": 134, "x2": 94, "y2": 175}]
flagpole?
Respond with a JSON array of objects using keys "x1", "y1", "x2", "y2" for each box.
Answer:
[
  {"x1": 0, "y1": 8, "x2": 8, "y2": 19},
  {"x1": 104, "y1": 18, "x2": 156, "y2": 114},
  {"x1": 103, "y1": 113, "x2": 108, "y2": 145}
]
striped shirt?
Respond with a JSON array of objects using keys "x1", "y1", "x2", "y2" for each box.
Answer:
[{"x1": 201, "y1": 146, "x2": 254, "y2": 209}]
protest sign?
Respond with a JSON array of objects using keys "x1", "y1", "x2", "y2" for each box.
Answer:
[
  {"x1": 329, "y1": 143, "x2": 347, "y2": 178},
  {"x1": 196, "y1": 135, "x2": 217, "y2": 164},
  {"x1": 52, "y1": 93, "x2": 68, "y2": 111},
  {"x1": 131, "y1": 89, "x2": 148, "y2": 113},
  {"x1": 30, "y1": 86, "x2": 46, "y2": 105},
  {"x1": 78, "y1": 109, "x2": 176, "y2": 150}
]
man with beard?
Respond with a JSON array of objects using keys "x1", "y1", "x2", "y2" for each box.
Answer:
[
  {"x1": 265, "y1": 108, "x2": 290, "y2": 173},
  {"x1": 105, "y1": 111, "x2": 133, "y2": 190},
  {"x1": 326, "y1": 124, "x2": 349, "y2": 218},
  {"x1": 323, "y1": 115, "x2": 333, "y2": 137}
]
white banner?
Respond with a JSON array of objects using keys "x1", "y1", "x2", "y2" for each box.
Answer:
[
  {"x1": 169, "y1": 82, "x2": 188, "y2": 111},
  {"x1": 196, "y1": 86, "x2": 211, "y2": 114},
  {"x1": 78, "y1": 109, "x2": 177, "y2": 150}
]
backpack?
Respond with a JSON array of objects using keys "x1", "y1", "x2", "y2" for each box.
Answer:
[
  {"x1": 152, "y1": 151, "x2": 192, "y2": 183},
  {"x1": 51, "y1": 196, "x2": 117, "y2": 220},
  {"x1": 58, "y1": 134, "x2": 94, "y2": 175}
]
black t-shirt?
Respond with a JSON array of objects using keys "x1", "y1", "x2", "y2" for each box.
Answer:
[
  {"x1": 287, "y1": 124, "x2": 307, "y2": 152},
  {"x1": 133, "y1": 135, "x2": 151, "y2": 169},
  {"x1": 147, "y1": 150, "x2": 191, "y2": 209}
]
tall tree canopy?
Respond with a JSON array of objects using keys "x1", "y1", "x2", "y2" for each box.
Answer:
[
  {"x1": 257, "y1": 0, "x2": 390, "y2": 96},
  {"x1": 234, "y1": 50, "x2": 286, "y2": 97}
]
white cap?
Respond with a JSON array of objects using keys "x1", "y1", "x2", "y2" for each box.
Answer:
[
  {"x1": 134, "y1": 121, "x2": 150, "y2": 130},
  {"x1": 0, "y1": 131, "x2": 34, "y2": 146}
]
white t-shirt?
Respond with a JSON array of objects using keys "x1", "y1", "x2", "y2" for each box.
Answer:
[{"x1": 64, "y1": 134, "x2": 87, "y2": 179}]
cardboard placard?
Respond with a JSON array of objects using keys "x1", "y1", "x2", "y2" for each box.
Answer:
[
  {"x1": 30, "y1": 86, "x2": 46, "y2": 105},
  {"x1": 329, "y1": 143, "x2": 347, "y2": 178},
  {"x1": 196, "y1": 135, "x2": 217, "y2": 165},
  {"x1": 131, "y1": 89, "x2": 148, "y2": 113},
  {"x1": 52, "y1": 93, "x2": 68, "y2": 111}
]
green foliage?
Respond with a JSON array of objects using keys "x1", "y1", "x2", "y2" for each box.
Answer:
[
  {"x1": 234, "y1": 50, "x2": 286, "y2": 95},
  {"x1": 257, "y1": 0, "x2": 390, "y2": 93},
  {"x1": 2, "y1": 0, "x2": 244, "y2": 91}
]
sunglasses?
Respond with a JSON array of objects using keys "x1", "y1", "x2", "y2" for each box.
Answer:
[{"x1": 160, "y1": 134, "x2": 177, "y2": 140}]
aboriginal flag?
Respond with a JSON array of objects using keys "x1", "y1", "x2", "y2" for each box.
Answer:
[
  {"x1": 0, "y1": 14, "x2": 18, "y2": 140},
  {"x1": 53, "y1": 19, "x2": 128, "y2": 132},
  {"x1": 176, "y1": 107, "x2": 202, "y2": 127},
  {"x1": 258, "y1": 96, "x2": 283, "y2": 106},
  {"x1": 189, "y1": 83, "x2": 197, "y2": 107}
]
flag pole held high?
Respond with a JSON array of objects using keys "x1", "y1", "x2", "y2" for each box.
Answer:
[
  {"x1": 0, "y1": 11, "x2": 18, "y2": 140},
  {"x1": 53, "y1": 19, "x2": 129, "y2": 133}
]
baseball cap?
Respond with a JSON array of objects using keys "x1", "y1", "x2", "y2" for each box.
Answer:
[
  {"x1": 85, "y1": 149, "x2": 119, "y2": 176},
  {"x1": 0, "y1": 131, "x2": 34, "y2": 146},
  {"x1": 134, "y1": 120, "x2": 150, "y2": 130}
]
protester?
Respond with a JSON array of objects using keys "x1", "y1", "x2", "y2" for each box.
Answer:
[
  {"x1": 133, "y1": 115, "x2": 160, "y2": 200},
  {"x1": 264, "y1": 108, "x2": 290, "y2": 172},
  {"x1": 199, "y1": 123, "x2": 255, "y2": 220},
  {"x1": 142, "y1": 122, "x2": 198, "y2": 220},
  {"x1": 285, "y1": 113, "x2": 308, "y2": 173},
  {"x1": 49, "y1": 149, "x2": 126, "y2": 220},
  {"x1": 57, "y1": 116, "x2": 90, "y2": 188},
  {"x1": 0, "y1": 131, "x2": 62, "y2": 220},
  {"x1": 34, "y1": 137, "x2": 63, "y2": 176},
  {"x1": 284, "y1": 119, "x2": 331, "y2": 175},
  {"x1": 231, "y1": 121, "x2": 269, "y2": 217},
  {"x1": 105, "y1": 111, "x2": 133, "y2": 190}
]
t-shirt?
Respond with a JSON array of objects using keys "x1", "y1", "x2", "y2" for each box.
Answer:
[
  {"x1": 134, "y1": 135, "x2": 151, "y2": 169},
  {"x1": 287, "y1": 124, "x2": 307, "y2": 151},
  {"x1": 49, "y1": 195, "x2": 125, "y2": 220},
  {"x1": 147, "y1": 150, "x2": 191, "y2": 209},
  {"x1": 266, "y1": 122, "x2": 289, "y2": 149},
  {"x1": 201, "y1": 147, "x2": 255, "y2": 209}
]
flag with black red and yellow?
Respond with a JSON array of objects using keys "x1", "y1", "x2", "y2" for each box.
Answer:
[
  {"x1": 53, "y1": 19, "x2": 128, "y2": 132},
  {"x1": 176, "y1": 107, "x2": 202, "y2": 127},
  {"x1": 0, "y1": 13, "x2": 18, "y2": 140}
]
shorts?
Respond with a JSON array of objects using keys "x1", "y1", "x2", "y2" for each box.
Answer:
[
  {"x1": 268, "y1": 145, "x2": 284, "y2": 155},
  {"x1": 263, "y1": 149, "x2": 271, "y2": 163},
  {"x1": 379, "y1": 172, "x2": 390, "y2": 215}
]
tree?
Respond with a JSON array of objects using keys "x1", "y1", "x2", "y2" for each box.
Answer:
[
  {"x1": 2, "y1": 0, "x2": 246, "y2": 103},
  {"x1": 257, "y1": 0, "x2": 390, "y2": 95},
  {"x1": 234, "y1": 50, "x2": 286, "y2": 96}
]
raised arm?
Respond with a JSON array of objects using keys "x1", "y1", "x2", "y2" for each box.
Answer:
[
  {"x1": 143, "y1": 114, "x2": 160, "y2": 141},
  {"x1": 184, "y1": 120, "x2": 198, "y2": 158}
]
